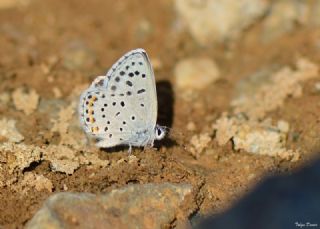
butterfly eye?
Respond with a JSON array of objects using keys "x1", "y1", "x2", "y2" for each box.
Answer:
[{"x1": 155, "y1": 126, "x2": 166, "y2": 140}]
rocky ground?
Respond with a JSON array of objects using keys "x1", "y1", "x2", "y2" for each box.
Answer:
[{"x1": 1, "y1": 0, "x2": 320, "y2": 228}]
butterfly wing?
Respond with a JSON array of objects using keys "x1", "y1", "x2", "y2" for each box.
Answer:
[{"x1": 79, "y1": 49, "x2": 158, "y2": 147}]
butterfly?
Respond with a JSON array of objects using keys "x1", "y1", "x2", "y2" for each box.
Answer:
[{"x1": 79, "y1": 49, "x2": 166, "y2": 152}]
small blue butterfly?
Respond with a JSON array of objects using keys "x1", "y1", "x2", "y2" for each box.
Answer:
[{"x1": 79, "y1": 49, "x2": 166, "y2": 152}]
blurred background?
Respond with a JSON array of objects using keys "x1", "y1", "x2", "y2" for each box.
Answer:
[{"x1": 1, "y1": 0, "x2": 320, "y2": 228}]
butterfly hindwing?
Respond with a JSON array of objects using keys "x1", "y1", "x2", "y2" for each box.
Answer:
[{"x1": 79, "y1": 49, "x2": 158, "y2": 147}]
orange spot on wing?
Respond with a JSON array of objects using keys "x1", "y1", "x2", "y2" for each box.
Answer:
[{"x1": 91, "y1": 126, "x2": 99, "y2": 133}]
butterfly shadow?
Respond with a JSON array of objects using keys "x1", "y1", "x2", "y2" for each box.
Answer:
[{"x1": 156, "y1": 80, "x2": 177, "y2": 148}]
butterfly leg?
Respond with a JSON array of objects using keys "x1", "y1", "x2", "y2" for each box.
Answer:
[
  {"x1": 128, "y1": 144, "x2": 132, "y2": 154},
  {"x1": 144, "y1": 140, "x2": 157, "y2": 151},
  {"x1": 84, "y1": 134, "x2": 91, "y2": 147}
]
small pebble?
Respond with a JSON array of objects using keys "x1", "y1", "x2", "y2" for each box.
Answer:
[
  {"x1": 0, "y1": 118, "x2": 24, "y2": 143},
  {"x1": 63, "y1": 184, "x2": 68, "y2": 191},
  {"x1": 12, "y1": 87, "x2": 39, "y2": 115},
  {"x1": 315, "y1": 82, "x2": 320, "y2": 91},
  {"x1": 128, "y1": 155, "x2": 138, "y2": 164},
  {"x1": 175, "y1": 0, "x2": 269, "y2": 44},
  {"x1": 151, "y1": 58, "x2": 163, "y2": 71},
  {"x1": 62, "y1": 40, "x2": 96, "y2": 70},
  {"x1": 134, "y1": 19, "x2": 153, "y2": 42},
  {"x1": 277, "y1": 120, "x2": 290, "y2": 133},
  {"x1": 52, "y1": 87, "x2": 62, "y2": 98},
  {"x1": 174, "y1": 57, "x2": 220, "y2": 90},
  {"x1": 0, "y1": 0, "x2": 31, "y2": 9},
  {"x1": 0, "y1": 92, "x2": 10, "y2": 106},
  {"x1": 47, "y1": 75, "x2": 54, "y2": 83},
  {"x1": 187, "y1": 122, "x2": 196, "y2": 131}
]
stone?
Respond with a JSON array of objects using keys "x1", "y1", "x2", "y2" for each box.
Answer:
[
  {"x1": 213, "y1": 115, "x2": 300, "y2": 161},
  {"x1": 196, "y1": 159, "x2": 320, "y2": 229},
  {"x1": 26, "y1": 183, "x2": 192, "y2": 229},
  {"x1": 309, "y1": 1, "x2": 320, "y2": 26},
  {"x1": 0, "y1": 142, "x2": 109, "y2": 175},
  {"x1": 262, "y1": 0, "x2": 307, "y2": 42},
  {"x1": 20, "y1": 172, "x2": 53, "y2": 193},
  {"x1": 12, "y1": 87, "x2": 39, "y2": 115},
  {"x1": 62, "y1": 40, "x2": 96, "y2": 70},
  {"x1": 52, "y1": 87, "x2": 62, "y2": 98},
  {"x1": 212, "y1": 114, "x2": 237, "y2": 146},
  {"x1": 0, "y1": 92, "x2": 10, "y2": 107},
  {"x1": 134, "y1": 19, "x2": 153, "y2": 43},
  {"x1": 277, "y1": 120, "x2": 290, "y2": 133},
  {"x1": 128, "y1": 155, "x2": 139, "y2": 164},
  {"x1": 44, "y1": 145, "x2": 109, "y2": 175},
  {"x1": 175, "y1": 0, "x2": 269, "y2": 44},
  {"x1": 0, "y1": 0, "x2": 31, "y2": 9},
  {"x1": 151, "y1": 57, "x2": 163, "y2": 71},
  {"x1": 50, "y1": 99, "x2": 86, "y2": 149},
  {"x1": 190, "y1": 133, "x2": 212, "y2": 158},
  {"x1": 0, "y1": 143, "x2": 42, "y2": 174},
  {"x1": 45, "y1": 145, "x2": 80, "y2": 175},
  {"x1": 233, "y1": 127, "x2": 284, "y2": 155},
  {"x1": 232, "y1": 65, "x2": 279, "y2": 103},
  {"x1": 187, "y1": 121, "x2": 196, "y2": 131},
  {"x1": 232, "y1": 58, "x2": 318, "y2": 120},
  {"x1": 175, "y1": 57, "x2": 220, "y2": 90},
  {"x1": 214, "y1": 60, "x2": 313, "y2": 161},
  {"x1": 0, "y1": 118, "x2": 24, "y2": 143},
  {"x1": 315, "y1": 82, "x2": 320, "y2": 92}
]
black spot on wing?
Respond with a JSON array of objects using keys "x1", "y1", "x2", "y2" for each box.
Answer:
[{"x1": 137, "y1": 89, "x2": 146, "y2": 94}]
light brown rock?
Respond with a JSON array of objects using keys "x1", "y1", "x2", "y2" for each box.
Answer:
[
  {"x1": 0, "y1": 0, "x2": 31, "y2": 9},
  {"x1": 0, "y1": 142, "x2": 109, "y2": 176},
  {"x1": 0, "y1": 143, "x2": 42, "y2": 174},
  {"x1": 175, "y1": 57, "x2": 220, "y2": 90},
  {"x1": 232, "y1": 58, "x2": 319, "y2": 120},
  {"x1": 12, "y1": 87, "x2": 39, "y2": 115},
  {"x1": 213, "y1": 115, "x2": 300, "y2": 161},
  {"x1": 20, "y1": 172, "x2": 53, "y2": 193},
  {"x1": 262, "y1": 0, "x2": 306, "y2": 42},
  {"x1": 26, "y1": 183, "x2": 192, "y2": 229},
  {"x1": 62, "y1": 40, "x2": 96, "y2": 70},
  {"x1": 175, "y1": 0, "x2": 269, "y2": 44},
  {"x1": 0, "y1": 118, "x2": 24, "y2": 143},
  {"x1": 190, "y1": 133, "x2": 212, "y2": 158}
]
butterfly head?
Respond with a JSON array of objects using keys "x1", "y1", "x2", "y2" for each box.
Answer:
[{"x1": 155, "y1": 125, "x2": 166, "y2": 140}]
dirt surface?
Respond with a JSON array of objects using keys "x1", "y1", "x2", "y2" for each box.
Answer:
[{"x1": 1, "y1": 0, "x2": 320, "y2": 228}]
